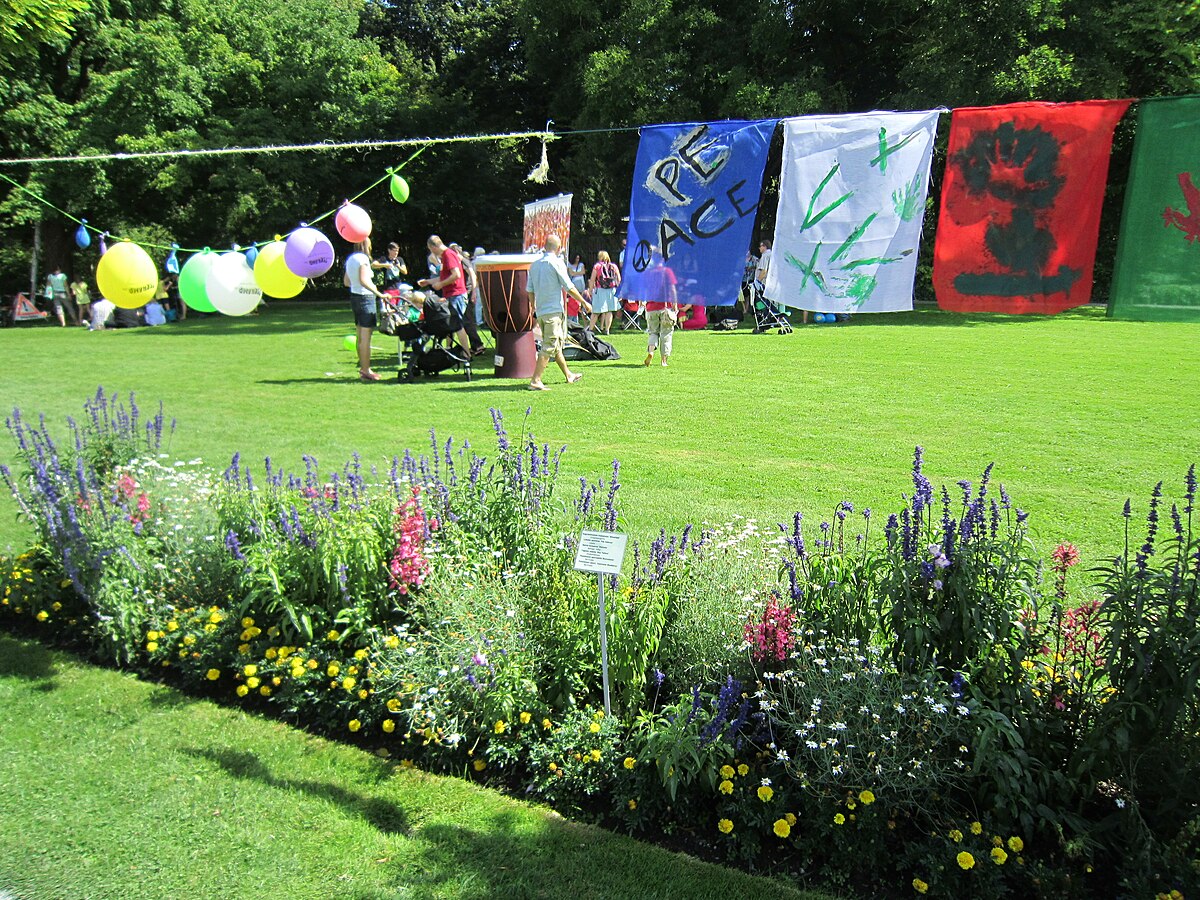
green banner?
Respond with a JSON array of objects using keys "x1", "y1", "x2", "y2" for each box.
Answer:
[{"x1": 1109, "y1": 96, "x2": 1200, "y2": 321}]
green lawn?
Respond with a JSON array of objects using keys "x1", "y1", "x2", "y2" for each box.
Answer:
[
  {"x1": 1, "y1": 301, "x2": 1198, "y2": 566},
  {"x1": 0, "y1": 633, "x2": 815, "y2": 900}
]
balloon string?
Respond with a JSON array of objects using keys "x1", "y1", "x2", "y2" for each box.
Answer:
[
  {"x1": 1, "y1": 139, "x2": 437, "y2": 254},
  {"x1": 306, "y1": 145, "x2": 428, "y2": 230}
]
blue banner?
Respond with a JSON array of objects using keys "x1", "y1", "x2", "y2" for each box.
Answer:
[{"x1": 620, "y1": 119, "x2": 777, "y2": 306}]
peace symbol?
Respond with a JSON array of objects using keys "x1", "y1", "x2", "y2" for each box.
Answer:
[{"x1": 632, "y1": 240, "x2": 653, "y2": 273}]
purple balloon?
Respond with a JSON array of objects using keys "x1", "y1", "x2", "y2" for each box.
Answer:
[{"x1": 284, "y1": 226, "x2": 334, "y2": 278}]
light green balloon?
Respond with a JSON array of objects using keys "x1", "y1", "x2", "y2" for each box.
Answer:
[
  {"x1": 390, "y1": 174, "x2": 410, "y2": 204},
  {"x1": 178, "y1": 250, "x2": 218, "y2": 313},
  {"x1": 343, "y1": 335, "x2": 357, "y2": 351}
]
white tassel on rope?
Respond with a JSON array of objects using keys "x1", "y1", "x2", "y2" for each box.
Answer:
[{"x1": 526, "y1": 122, "x2": 554, "y2": 183}]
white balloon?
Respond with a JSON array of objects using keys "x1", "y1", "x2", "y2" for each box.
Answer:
[{"x1": 205, "y1": 252, "x2": 263, "y2": 316}]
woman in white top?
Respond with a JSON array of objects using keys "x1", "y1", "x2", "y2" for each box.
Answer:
[{"x1": 343, "y1": 238, "x2": 388, "y2": 381}]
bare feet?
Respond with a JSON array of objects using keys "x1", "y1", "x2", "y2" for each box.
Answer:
[
  {"x1": 643, "y1": 353, "x2": 653, "y2": 367},
  {"x1": 529, "y1": 382, "x2": 550, "y2": 391},
  {"x1": 360, "y1": 370, "x2": 380, "y2": 382}
]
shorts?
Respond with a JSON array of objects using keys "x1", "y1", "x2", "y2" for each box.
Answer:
[
  {"x1": 446, "y1": 293, "x2": 468, "y2": 331},
  {"x1": 537, "y1": 313, "x2": 566, "y2": 358},
  {"x1": 350, "y1": 292, "x2": 378, "y2": 329}
]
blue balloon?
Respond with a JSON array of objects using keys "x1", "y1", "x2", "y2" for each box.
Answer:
[
  {"x1": 813, "y1": 313, "x2": 826, "y2": 323},
  {"x1": 244, "y1": 244, "x2": 258, "y2": 268},
  {"x1": 74, "y1": 220, "x2": 91, "y2": 250},
  {"x1": 165, "y1": 242, "x2": 180, "y2": 275}
]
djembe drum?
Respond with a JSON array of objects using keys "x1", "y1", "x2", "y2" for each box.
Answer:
[{"x1": 475, "y1": 254, "x2": 540, "y2": 379}]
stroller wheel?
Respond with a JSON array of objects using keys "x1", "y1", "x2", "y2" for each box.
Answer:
[{"x1": 464, "y1": 365, "x2": 472, "y2": 383}]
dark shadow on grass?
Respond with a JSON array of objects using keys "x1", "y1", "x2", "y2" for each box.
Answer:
[
  {"x1": 0, "y1": 632, "x2": 58, "y2": 690},
  {"x1": 349, "y1": 807, "x2": 792, "y2": 900},
  {"x1": 184, "y1": 747, "x2": 410, "y2": 836}
]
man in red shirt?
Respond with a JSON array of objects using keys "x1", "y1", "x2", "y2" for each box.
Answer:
[
  {"x1": 418, "y1": 235, "x2": 473, "y2": 357},
  {"x1": 643, "y1": 251, "x2": 679, "y2": 367}
]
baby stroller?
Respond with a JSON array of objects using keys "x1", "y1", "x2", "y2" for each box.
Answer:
[
  {"x1": 750, "y1": 283, "x2": 793, "y2": 334},
  {"x1": 380, "y1": 288, "x2": 472, "y2": 383}
]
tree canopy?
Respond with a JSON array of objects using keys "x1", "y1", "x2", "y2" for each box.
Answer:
[{"x1": 2, "y1": 0, "x2": 1198, "y2": 285}]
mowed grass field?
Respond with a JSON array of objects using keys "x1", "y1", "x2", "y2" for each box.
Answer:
[{"x1": 1, "y1": 301, "x2": 1198, "y2": 565}]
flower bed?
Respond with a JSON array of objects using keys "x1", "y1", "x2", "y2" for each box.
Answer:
[{"x1": 2, "y1": 389, "x2": 1197, "y2": 897}]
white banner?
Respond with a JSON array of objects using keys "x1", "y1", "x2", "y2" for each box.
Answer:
[{"x1": 765, "y1": 110, "x2": 941, "y2": 314}]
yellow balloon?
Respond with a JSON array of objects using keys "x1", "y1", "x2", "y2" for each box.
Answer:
[
  {"x1": 253, "y1": 241, "x2": 306, "y2": 299},
  {"x1": 96, "y1": 241, "x2": 158, "y2": 309}
]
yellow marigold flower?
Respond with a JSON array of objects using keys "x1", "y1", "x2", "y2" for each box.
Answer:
[
  {"x1": 846, "y1": 799, "x2": 857, "y2": 811},
  {"x1": 203, "y1": 623, "x2": 216, "y2": 633},
  {"x1": 494, "y1": 720, "x2": 507, "y2": 734},
  {"x1": 628, "y1": 799, "x2": 637, "y2": 811},
  {"x1": 785, "y1": 813, "x2": 797, "y2": 826},
  {"x1": 589, "y1": 749, "x2": 601, "y2": 762},
  {"x1": 833, "y1": 813, "x2": 846, "y2": 826},
  {"x1": 327, "y1": 663, "x2": 340, "y2": 677},
  {"x1": 519, "y1": 711, "x2": 532, "y2": 725},
  {"x1": 357, "y1": 689, "x2": 368, "y2": 700},
  {"x1": 146, "y1": 631, "x2": 160, "y2": 641},
  {"x1": 146, "y1": 641, "x2": 158, "y2": 652},
  {"x1": 757, "y1": 785, "x2": 774, "y2": 803},
  {"x1": 957, "y1": 851, "x2": 975, "y2": 870},
  {"x1": 472, "y1": 758, "x2": 486, "y2": 771},
  {"x1": 717, "y1": 818, "x2": 733, "y2": 835},
  {"x1": 306, "y1": 658, "x2": 318, "y2": 669},
  {"x1": 387, "y1": 698, "x2": 401, "y2": 713},
  {"x1": 52, "y1": 602, "x2": 63, "y2": 612},
  {"x1": 241, "y1": 617, "x2": 254, "y2": 628},
  {"x1": 265, "y1": 647, "x2": 278, "y2": 660},
  {"x1": 246, "y1": 677, "x2": 260, "y2": 689},
  {"x1": 719, "y1": 780, "x2": 734, "y2": 795},
  {"x1": 208, "y1": 611, "x2": 223, "y2": 624},
  {"x1": 237, "y1": 644, "x2": 250, "y2": 655},
  {"x1": 259, "y1": 686, "x2": 271, "y2": 697},
  {"x1": 589, "y1": 722, "x2": 601, "y2": 733},
  {"x1": 548, "y1": 762, "x2": 558, "y2": 772},
  {"x1": 737, "y1": 763, "x2": 749, "y2": 776},
  {"x1": 166, "y1": 620, "x2": 177, "y2": 631},
  {"x1": 773, "y1": 818, "x2": 791, "y2": 838},
  {"x1": 354, "y1": 648, "x2": 368, "y2": 660},
  {"x1": 236, "y1": 685, "x2": 249, "y2": 697},
  {"x1": 720, "y1": 764, "x2": 735, "y2": 779},
  {"x1": 272, "y1": 676, "x2": 282, "y2": 686},
  {"x1": 970, "y1": 821, "x2": 982, "y2": 835},
  {"x1": 348, "y1": 719, "x2": 361, "y2": 732},
  {"x1": 267, "y1": 626, "x2": 279, "y2": 638},
  {"x1": 183, "y1": 635, "x2": 196, "y2": 646},
  {"x1": 912, "y1": 878, "x2": 929, "y2": 894},
  {"x1": 949, "y1": 829, "x2": 963, "y2": 843},
  {"x1": 542, "y1": 718, "x2": 553, "y2": 730},
  {"x1": 382, "y1": 719, "x2": 395, "y2": 733},
  {"x1": 327, "y1": 630, "x2": 340, "y2": 641},
  {"x1": 624, "y1": 757, "x2": 636, "y2": 770},
  {"x1": 594, "y1": 710, "x2": 604, "y2": 720},
  {"x1": 243, "y1": 664, "x2": 259, "y2": 676},
  {"x1": 206, "y1": 668, "x2": 220, "y2": 681},
  {"x1": 992, "y1": 835, "x2": 1003, "y2": 847},
  {"x1": 291, "y1": 667, "x2": 304, "y2": 679},
  {"x1": 348, "y1": 666, "x2": 359, "y2": 675},
  {"x1": 990, "y1": 847, "x2": 1007, "y2": 865},
  {"x1": 1007, "y1": 836, "x2": 1024, "y2": 852},
  {"x1": 342, "y1": 676, "x2": 357, "y2": 691},
  {"x1": 384, "y1": 635, "x2": 399, "y2": 649},
  {"x1": 859, "y1": 790, "x2": 875, "y2": 805}
]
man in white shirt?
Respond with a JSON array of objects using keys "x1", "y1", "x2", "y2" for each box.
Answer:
[{"x1": 526, "y1": 234, "x2": 590, "y2": 391}]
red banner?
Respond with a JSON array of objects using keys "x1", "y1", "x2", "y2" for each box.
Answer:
[{"x1": 933, "y1": 100, "x2": 1130, "y2": 314}]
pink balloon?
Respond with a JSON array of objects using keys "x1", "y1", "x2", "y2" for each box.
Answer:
[
  {"x1": 335, "y1": 202, "x2": 372, "y2": 243},
  {"x1": 283, "y1": 226, "x2": 334, "y2": 278}
]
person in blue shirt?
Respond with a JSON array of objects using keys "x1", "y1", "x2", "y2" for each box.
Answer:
[{"x1": 525, "y1": 234, "x2": 590, "y2": 391}]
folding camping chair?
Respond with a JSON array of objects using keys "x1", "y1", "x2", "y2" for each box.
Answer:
[{"x1": 620, "y1": 299, "x2": 645, "y2": 331}]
